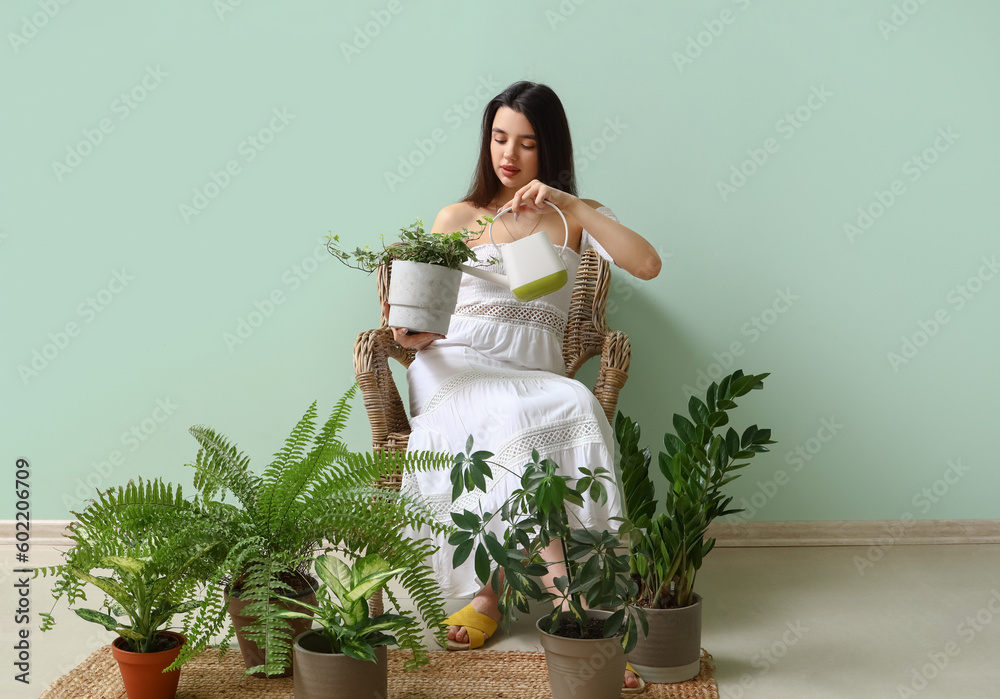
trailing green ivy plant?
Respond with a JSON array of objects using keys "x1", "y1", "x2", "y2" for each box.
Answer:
[
  {"x1": 326, "y1": 217, "x2": 493, "y2": 273},
  {"x1": 616, "y1": 370, "x2": 775, "y2": 610}
]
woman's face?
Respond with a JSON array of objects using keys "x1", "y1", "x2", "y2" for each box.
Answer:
[{"x1": 490, "y1": 106, "x2": 539, "y2": 190}]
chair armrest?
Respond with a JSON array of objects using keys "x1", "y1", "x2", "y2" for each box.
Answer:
[
  {"x1": 592, "y1": 330, "x2": 631, "y2": 424},
  {"x1": 353, "y1": 327, "x2": 416, "y2": 453}
]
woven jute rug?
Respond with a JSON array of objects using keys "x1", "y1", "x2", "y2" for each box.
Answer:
[{"x1": 40, "y1": 645, "x2": 718, "y2": 698}]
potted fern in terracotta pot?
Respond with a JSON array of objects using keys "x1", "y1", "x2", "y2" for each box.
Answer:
[
  {"x1": 326, "y1": 218, "x2": 490, "y2": 335},
  {"x1": 449, "y1": 441, "x2": 647, "y2": 699},
  {"x1": 616, "y1": 370, "x2": 775, "y2": 683},
  {"x1": 36, "y1": 501, "x2": 223, "y2": 699},
  {"x1": 266, "y1": 552, "x2": 415, "y2": 699}
]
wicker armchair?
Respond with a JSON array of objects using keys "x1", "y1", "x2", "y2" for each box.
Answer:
[{"x1": 353, "y1": 248, "x2": 632, "y2": 489}]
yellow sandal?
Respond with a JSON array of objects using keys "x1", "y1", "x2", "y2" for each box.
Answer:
[
  {"x1": 622, "y1": 662, "x2": 647, "y2": 694},
  {"x1": 439, "y1": 604, "x2": 499, "y2": 651}
]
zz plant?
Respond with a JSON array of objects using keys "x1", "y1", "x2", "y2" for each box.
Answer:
[
  {"x1": 449, "y1": 441, "x2": 646, "y2": 652},
  {"x1": 617, "y1": 370, "x2": 775, "y2": 609}
]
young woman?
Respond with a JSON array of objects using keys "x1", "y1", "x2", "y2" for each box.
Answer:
[{"x1": 392, "y1": 81, "x2": 660, "y2": 691}]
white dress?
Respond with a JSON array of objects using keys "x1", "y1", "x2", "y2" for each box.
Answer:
[{"x1": 400, "y1": 206, "x2": 624, "y2": 598}]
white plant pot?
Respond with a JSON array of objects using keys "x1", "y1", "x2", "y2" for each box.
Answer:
[{"x1": 386, "y1": 260, "x2": 462, "y2": 335}]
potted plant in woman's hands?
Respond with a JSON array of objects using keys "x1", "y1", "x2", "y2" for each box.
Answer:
[
  {"x1": 266, "y1": 552, "x2": 415, "y2": 699},
  {"x1": 36, "y1": 502, "x2": 223, "y2": 699},
  {"x1": 326, "y1": 218, "x2": 490, "y2": 335},
  {"x1": 449, "y1": 441, "x2": 647, "y2": 699},
  {"x1": 616, "y1": 370, "x2": 775, "y2": 683}
]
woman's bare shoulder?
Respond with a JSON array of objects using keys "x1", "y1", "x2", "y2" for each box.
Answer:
[{"x1": 432, "y1": 201, "x2": 486, "y2": 233}]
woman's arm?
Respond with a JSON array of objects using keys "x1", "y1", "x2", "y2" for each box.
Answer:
[{"x1": 505, "y1": 182, "x2": 661, "y2": 280}]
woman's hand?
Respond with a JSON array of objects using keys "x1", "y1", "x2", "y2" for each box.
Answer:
[
  {"x1": 500, "y1": 180, "x2": 578, "y2": 217},
  {"x1": 382, "y1": 302, "x2": 444, "y2": 350}
]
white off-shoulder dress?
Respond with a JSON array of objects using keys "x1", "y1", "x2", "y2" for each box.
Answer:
[{"x1": 400, "y1": 206, "x2": 624, "y2": 597}]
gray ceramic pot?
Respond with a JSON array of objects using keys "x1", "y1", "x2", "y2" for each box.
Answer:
[
  {"x1": 387, "y1": 260, "x2": 462, "y2": 335},
  {"x1": 627, "y1": 593, "x2": 703, "y2": 683},
  {"x1": 292, "y1": 631, "x2": 388, "y2": 699},
  {"x1": 536, "y1": 609, "x2": 627, "y2": 699}
]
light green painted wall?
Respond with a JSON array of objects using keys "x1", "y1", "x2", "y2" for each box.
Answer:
[{"x1": 2, "y1": 1, "x2": 996, "y2": 522}]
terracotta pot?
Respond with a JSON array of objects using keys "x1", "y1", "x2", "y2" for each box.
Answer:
[
  {"x1": 110, "y1": 631, "x2": 185, "y2": 699},
  {"x1": 536, "y1": 610, "x2": 626, "y2": 699},
  {"x1": 627, "y1": 593, "x2": 703, "y2": 683},
  {"x1": 226, "y1": 575, "x2": 318, "y2": 678},
  {"x1": 387, "y1": 260, "x2": 462, "y2": 335},
  {"x1": 292, "y1": 630, "x2": 388, "y2": 699}
]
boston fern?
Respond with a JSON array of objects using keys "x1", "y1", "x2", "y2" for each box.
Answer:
[
  {"x1": 36, "y1": 499, "x2": 223, "y2": 658},
  {"x1": 326, "y1": 217, "x2": 493, "y2": 272},
  {"x1": 41, "y1": 385, "x2": 455, "y2": 675},
  {"x1": 617, "y1": 370, "x2": 775, "y2": 609}
]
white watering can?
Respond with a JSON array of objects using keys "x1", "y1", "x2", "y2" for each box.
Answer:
[{"x1": 459, "y1": 201, "x2": 570, "y2": 302}]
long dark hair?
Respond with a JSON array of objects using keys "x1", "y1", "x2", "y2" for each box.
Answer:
[{"x1": 463, "y1": 81, "x2": 577, "y2": 209}]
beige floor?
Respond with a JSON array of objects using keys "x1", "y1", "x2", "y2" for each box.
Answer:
[{"x1": 4, "y1": 543, "x2": 999, "y2": 698}]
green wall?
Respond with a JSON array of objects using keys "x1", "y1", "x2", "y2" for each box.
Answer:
[{"x1": 2, "y1": 1, "x2": 996, "y2": 522}]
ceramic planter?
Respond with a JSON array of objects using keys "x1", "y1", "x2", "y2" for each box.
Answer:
[
  {"x1": 226, "y1": 575, "x2": 319, "y2": 678},
  {"x1": 110, "y1": 631, "x2": 185, "y2": 699},
  {"x1": 292, "y1": 630, "x2": 388, "y2": 699},
  {"x1": 386, "y1": 260, "x2": 462, "y2": 335},
  {"x1": 536, "y1": 609, "x2": 626, "y2": 699},
  {"x1": 627, "y1": 593, "x2": 703, "y2": 683}
]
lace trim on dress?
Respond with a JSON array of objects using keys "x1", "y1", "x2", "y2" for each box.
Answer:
[
  {"x1": 420, "y1": 368, "x2": 551, "y2": 416},
  {"x1": 411, "y1": 414, "x2": 608, "y2": 525},
  {"x1": 453, "y1": 301, "x2": 567, "y2": 339}
]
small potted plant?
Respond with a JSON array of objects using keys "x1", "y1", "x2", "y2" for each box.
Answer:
[
  {"x1": 266, "y1": 552, "x2": 415, "y2": 699},
  {"x1": 449, "y1": 440, "x2": 647, "y2": 699},
  {"x1": 326, "y1": 218, "x2": 491, "y2": 334},
  {"x1": 616, "y1": 370, "x2": 775, "y2": 683},
  {"x1": 36, "y1": 501, "x2": 223, "y2": 699}
]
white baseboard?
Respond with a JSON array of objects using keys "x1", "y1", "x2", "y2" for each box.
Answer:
[
  {"x1": 4, "y1": 519, "x2": 1000, "y2": 548},
  {"x1": 709, "y1": 519, "x2": 1000, "y2": 547}
]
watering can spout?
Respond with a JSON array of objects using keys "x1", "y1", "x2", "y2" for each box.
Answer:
[{"x1": 459, "y1": 264, "x2": 508, "y2": 289}]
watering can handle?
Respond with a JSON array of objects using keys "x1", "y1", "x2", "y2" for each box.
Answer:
[{"x1": 487, "y1": 201, "x2": 569, "y2": 254}]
